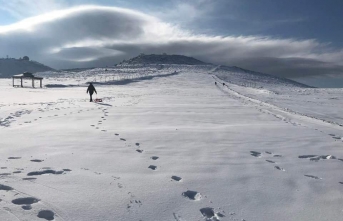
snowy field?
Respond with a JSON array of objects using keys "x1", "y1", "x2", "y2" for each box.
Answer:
[{"x1": 1, "y1": 65, "x2": 343, "y2": 220}]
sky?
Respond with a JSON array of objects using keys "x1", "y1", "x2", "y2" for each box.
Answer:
[{"x1": 0, "y1": 0, "x2": 343, "y2": 80}]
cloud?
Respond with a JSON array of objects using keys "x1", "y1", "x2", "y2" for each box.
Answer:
[
  {"x1": 0, "y1": 0, "x2": 69, "y2": 18},
  {"x1": 0, "y1": 5, "x2": 343, "y2": 78},
  {"x1": 153, "y1": 0, "x2": 217, "y2": 25}
]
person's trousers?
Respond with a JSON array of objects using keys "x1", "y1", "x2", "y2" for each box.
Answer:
[{"x1": 90, "y1": 93, "x2": 93, "y2": 102}]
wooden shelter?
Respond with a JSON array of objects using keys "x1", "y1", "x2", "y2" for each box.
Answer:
[{"x1": 12, "y1": 72, "x2": 43, "y2": 88}]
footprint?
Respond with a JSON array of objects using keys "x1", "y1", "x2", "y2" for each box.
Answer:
[
  {"x1": 0, "y1": 184, "x2": 13, "y2": 191},
  {"x1": 199, "y1": 207, "x2": 218, "y2": 220},
  {"x1": 173, "y1": 213, "x2": 183, "y2": 221},
  {"x1": 216, "y1": 212, "x2": 225, "y2": 218},
  {"x1": 273, "y1": 155, "x2": 282, "y2": 158},
  {"x1": 250, "y1": 151, "x2": 261, "y2": 157},
  {"x1": 151, "y1": 156, "x2": 159, "y2": 160},
  {"x1": 115, "y1": 133, "x2": 119, "y2": 136},
  {"x1": 30, "y1": 159, "x2": 44, "y2": 162},
  {"x1": 37, "y1": 210, "x2": 55, "y2": 220},
  {"x1": 298, "y1": 155, "x2": 317, "y2": 159},
  {"x1": 299, "y1": 155, "x2": 336, "y2": 161},
  {"x1": 266, "y1": 160, "x2": 275, "y2": 163},
  {"x1": 265, "y1": 151, "x2": 272, "y2": 154},
  {"x1": 182, "y1": 190, "x2": 201, "y2": 201},
  {"x1": 126, "y1": 198, "x2": 142, "y2": 210},
  {"x1": 8, "y1": 157, "x2": 21, "y2": 159},
  {"x1": 304, "y1": 175, "x2": 322, "y2": 180},
  {"x1": 199, "y1": 207, "x2": 225, "y2": 220},
  {"x1": 22, "y1": 178, "x2": 37, "y2": 181},
  {"x1": 22, "y1": 205, "x2": 32, "y2": 210},
  {"x1": 136, "y1": 149, "x2": 143, "y2": 153},
  {"x1": 27, "y1": 169, "x2": 64, "y2": 176},
  {"x1": 275, "y1": 166, "x2": 285, "y2": 171},
  {"x1": 120, "y1": 138, "x2": 126, "y2": 141},
  {"x1": 12, "y1": 197, "x2": 40, "y2": 205},
  {"x1": 135, "y1": 143, "x2": 140, "y2": 146},
  {"x1": 171, "y1": 176, "x2": 182, "y2": 182},
  {"x1": 148, "y1": 165, "x2": 157, "y2": 170}
]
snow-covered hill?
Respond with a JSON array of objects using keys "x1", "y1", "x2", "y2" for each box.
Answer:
[
  {"x1": 117, "y1": 54, "x2": 311, "y2": 91},
  {"x1": 212, "y1": 65, "x2": 311, "y2": 90},
  {"x1": 1, "y1": 65, "x2": 343, "y2": 220},
  {"x1": 119, "y1": 54, "x2": 207, "y2": 65},
  {"x1": 0, "y1": 59, "x2": 54, "y2": 78}
]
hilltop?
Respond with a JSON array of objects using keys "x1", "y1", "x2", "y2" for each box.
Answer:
[
  {"x1": 119, "y1": 54, "x2": 207, "y2": 65},
  {"x1": 117, "y1": 54, "x2": 310, "y2": 90},
  {"x1": 0, "y1": 57, "x2": 54, "y2": 78}
]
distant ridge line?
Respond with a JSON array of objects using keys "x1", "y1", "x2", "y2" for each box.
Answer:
[
  {"x1": 0, "y1": 58, "x2": 54, "y2": 78},
  {"x1": 118, "y1": 54, "x2": 208, "y2": 65}
]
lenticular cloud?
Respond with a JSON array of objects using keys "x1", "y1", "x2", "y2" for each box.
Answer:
[{"x1": 0, "y1": 5, "x2": 343, "y2": 78}]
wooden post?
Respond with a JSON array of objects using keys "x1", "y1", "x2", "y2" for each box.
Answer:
[
  {"x1": 21, "y1": 77, "x2": 23, "y2": 87},
  {"x1": 40, "y1": 79, "x2": 42, "y2": 88},
  {"x1": 12, "y1": 77, "x2": 14, "y2": 87},
  {"x1": 32, "y1": 78, "x2": 34, "y2": 88}
]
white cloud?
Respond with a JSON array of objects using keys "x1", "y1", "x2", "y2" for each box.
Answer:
[
  {"x1": 0, "y1": 5, "x2": 343, "y2": 78},
  {"x1": 153, "y1": 0, "x2": 217, "y2": 26}
]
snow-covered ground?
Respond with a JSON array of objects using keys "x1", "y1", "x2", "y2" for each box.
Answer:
[
  {"x1": 214, "y1": 66, "x2": 343, "y2": 127},
  {"x1": 1, "y1": 65, "x2": 343, "y2": 221}
]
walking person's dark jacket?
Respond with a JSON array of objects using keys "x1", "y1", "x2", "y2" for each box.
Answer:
[{"x1": 87, "y1": 83, "x2": 97, "y2": 102}]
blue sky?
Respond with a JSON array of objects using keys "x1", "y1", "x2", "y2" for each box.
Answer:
[{"x1": 0, "y1": 0, "x2": 343, "y2": 80}]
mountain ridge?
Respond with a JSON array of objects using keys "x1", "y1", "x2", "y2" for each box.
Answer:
[
  {"x1": 117, "y1": 54, "x2": 311, "y2": 88},
  {"x1": 0, "y1": 58, "x2": 54, "y2": 78},
  {"x1": 118, "y1": 54, "x2": 207, "y2": 65}
]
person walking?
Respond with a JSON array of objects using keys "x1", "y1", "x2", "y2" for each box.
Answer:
[{"x1": 86, "y1": 83, "x2": 97, "y2": 102}]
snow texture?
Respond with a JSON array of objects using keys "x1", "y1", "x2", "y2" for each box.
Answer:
[{"x1": 0, "y1": 64, "x2": 343, "y2": 220}]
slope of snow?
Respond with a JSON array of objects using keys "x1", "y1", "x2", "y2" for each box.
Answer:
[
  {"x1": 213, "y1": 65, "x2": 311, "y2": 91},
  {"x1": 1, "y1": 65, "x2": 343, "y2": 220},
  {"x1": 213, "y1": 68, "x2": 343, "y2": 127},
  {"x1": 212, "y1": 66, "x2": 343, "y2": 126}
]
